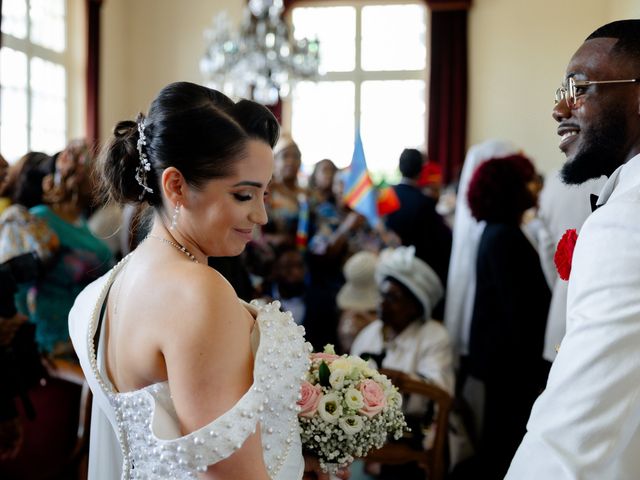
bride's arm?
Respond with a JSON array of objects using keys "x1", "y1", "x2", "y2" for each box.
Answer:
[{"x1": 160, "y1": 267, "x2": 270, "y2": 480}]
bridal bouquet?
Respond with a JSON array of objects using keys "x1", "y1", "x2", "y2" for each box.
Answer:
[{"x1": 297, "y1": 345, "x2": 407, "y2": 473}]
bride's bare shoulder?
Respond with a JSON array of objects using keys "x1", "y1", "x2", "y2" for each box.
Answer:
[{"x1": 161, "y1": 262, "x2": 245, "y2": 323}]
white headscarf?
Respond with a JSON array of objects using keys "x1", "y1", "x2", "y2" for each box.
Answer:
[
  {"x1": 375, "y1": 246, "x2": 443, "y2": 320},
  {"x1": 443, "y1": 139, "x2": 521, "y2": 358}
]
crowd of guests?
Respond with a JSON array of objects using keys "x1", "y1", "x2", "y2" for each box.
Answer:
[{"x1": 0, "y1": 132, "x2": 598, "y2": 479}]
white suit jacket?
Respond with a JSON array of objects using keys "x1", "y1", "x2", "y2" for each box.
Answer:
[{"x1": 506, "y1": 153, "x2": 640, "y2": 479}]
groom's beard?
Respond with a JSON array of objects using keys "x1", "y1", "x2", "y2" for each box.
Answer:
[{"x1": 561, "y1": 109, "x2": 627, "y2": 185}]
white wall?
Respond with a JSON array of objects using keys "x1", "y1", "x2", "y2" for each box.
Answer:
[
  {"x1": 468, "y1": 0, "x2": 611, "y2": 174},
  {"x1": 100, "y1": 0, "x2": 243, "y2": 142},
  {"x1": 99, "y1": 0, "x2": 640, "y2": 175}
]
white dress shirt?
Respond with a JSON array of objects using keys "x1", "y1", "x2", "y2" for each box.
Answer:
[{"x1": 506, "y1": 153, "x2": 640, "y2": 479}]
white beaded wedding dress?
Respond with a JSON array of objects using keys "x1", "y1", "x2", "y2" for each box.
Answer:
[{"x1": 69, "y1": 256, "x2": 310, "y2": 479}]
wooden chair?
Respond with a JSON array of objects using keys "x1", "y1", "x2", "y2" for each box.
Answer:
[
  {"x1": 0, "y1": 358, "x2": 91, "y2": 480},
  {"x1": 52, "y1": 359, "x2": 92, "y2": 480},
  {"x1": 365, "y1": 368, "x2": 453, "y2": 480}
]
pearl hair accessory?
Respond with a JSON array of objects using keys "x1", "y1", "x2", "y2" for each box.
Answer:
[{"x1": 135, "y1": 117, "x2": 154, "y2": 200}]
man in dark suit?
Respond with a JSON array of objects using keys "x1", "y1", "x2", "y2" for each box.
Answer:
[{"x1": 385, "y1": 149, "x2": 452, "y2": 298}]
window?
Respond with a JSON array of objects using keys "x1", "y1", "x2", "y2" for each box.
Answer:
[
  {"x1": 1, "y1": 0, "x2": 68, "y2": 162},
  {"x1": 290, "y1": 2, "x2": 427, "y2": 180}
]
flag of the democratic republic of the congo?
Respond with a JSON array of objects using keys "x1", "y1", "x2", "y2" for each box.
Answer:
[{"x1": 343, "y1": 129, "x2": 380, "y2": 227}]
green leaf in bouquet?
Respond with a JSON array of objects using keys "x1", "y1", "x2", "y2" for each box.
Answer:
[{"x1": 319, "y1": 361, "x2": 331, "y2": 387}]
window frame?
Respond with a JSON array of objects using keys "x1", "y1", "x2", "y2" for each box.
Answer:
[
  {"x1": 0, "y1": 0, "x2": 72, "y2": 161},
  {"x1": 284, "y1": 0, "x2": 430, "y2": 173}
]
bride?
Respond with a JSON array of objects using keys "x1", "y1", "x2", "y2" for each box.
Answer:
[{"x1": 69, "y1": 82, "x2": 347, "y2": 479}]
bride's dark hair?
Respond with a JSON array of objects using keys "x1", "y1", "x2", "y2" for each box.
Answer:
[{"x1": 96, "y1": 81, "x2": 280, "y2": 208}]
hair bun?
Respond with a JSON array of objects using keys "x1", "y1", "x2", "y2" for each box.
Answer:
[{"x1": 113, "y1": 119, "x2": 137, "y2": 139}]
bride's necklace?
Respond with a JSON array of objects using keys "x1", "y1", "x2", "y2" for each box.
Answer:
[{"x1": 147, "y1": 234, "x2": 199, "y2": 263}]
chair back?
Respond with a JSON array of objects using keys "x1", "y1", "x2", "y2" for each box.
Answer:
[{"x1": 366, "y1": 368, "x2": 453, "y2": 480}]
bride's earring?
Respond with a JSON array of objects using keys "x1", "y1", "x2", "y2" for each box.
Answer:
[{"x1": 170, "y1": 202, "x2": 180, "y2": 230}]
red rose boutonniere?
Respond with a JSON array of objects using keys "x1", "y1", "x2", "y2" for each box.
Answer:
[{"x1": 554, "y1": 229, "x2": 578, "y2": 281}]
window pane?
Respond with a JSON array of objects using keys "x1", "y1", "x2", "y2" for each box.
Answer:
[
  {"x1": 0, "y1": 87, "x2": 28, "y2": 162},
  {"x1": 291, "y1": 81, "x2": 355, "y2": 171},
  {"x1": 30, "y1": 125, "x2": 65, "y2": 154},
  {"x1": 30, "y1": 56, "x2": 66, "y2": 98},
  {"x1": 30, "y1": 0, "x2": 66, "y2": 52},
  {"x1": 31, "y1": 93, "x2": 66, "y2": 154},
  {"x1": 361, "y1": 4, "x2": 426, "y2": 71},
  {"x1": 1, "y1": 0, "x2": 27, "y2": 38},
  {"x1": 0, "y1": 47, "x2": 28, "y2": 88},
  {"x1": 30, "y1": 57, "x2": 66, "y2": 154},
  {"x1": 292, "y1": 7, "x2": 355, "y2": 73},
  {"x1": 360, "y1": 80, "x2": 425, "y2": 179}
]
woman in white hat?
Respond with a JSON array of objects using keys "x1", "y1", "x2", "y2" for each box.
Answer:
[
  {"x1": 350, "y1": 246, "x2": 455, "y2": 399},
  {"x1": 336, "y1": 251, "x2": 380, "y2": 352}
]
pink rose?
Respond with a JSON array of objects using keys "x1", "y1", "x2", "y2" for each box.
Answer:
[
  {"x1": 297, "y1": 381, "x2": 323, "y2": 417},
  {"x1": 311, "y1": 352, "x2": 340, "y2": 362},
  {"x1": 358, "y1": 379, "x2": 386, "y2": 418}
]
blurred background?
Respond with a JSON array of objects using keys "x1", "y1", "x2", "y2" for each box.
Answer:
[{"x1": 1, "y1": 0, "x2": 638, "y2": 181}]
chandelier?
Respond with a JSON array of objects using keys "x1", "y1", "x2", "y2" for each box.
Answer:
[{"x1": 200, "y1": 0, "x2": 320, "y2": 106}]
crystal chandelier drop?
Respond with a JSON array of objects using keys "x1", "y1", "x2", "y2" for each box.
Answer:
[{"x1": 200, "y1": 0, "x2": 320, "y2": 106}]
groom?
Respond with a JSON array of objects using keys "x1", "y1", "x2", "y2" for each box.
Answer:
[
  {"x1": 505, "y1": 20, "x2": 640, "y2": 480},
  {"x1": 506, "y1": 20, "x2": 640, "y2": 479}
]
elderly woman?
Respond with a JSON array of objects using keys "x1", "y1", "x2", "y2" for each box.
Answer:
[
  {"x1": 350, "y1": 245, "x2": 455, "y2": 399},
  {"x1": 466, "y1": 154, "x2": 551, "y2": 479},
  {"x1": 350, "y1": 246, "x2": 454, "y2": 479}
]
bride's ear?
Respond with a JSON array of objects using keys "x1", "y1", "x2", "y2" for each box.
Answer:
[{"x1": 161, "y1": 167, "x2": 186, "y2": 206}]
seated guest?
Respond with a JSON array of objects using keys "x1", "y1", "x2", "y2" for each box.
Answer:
[
  {"x1": 16, "y1": 143, "x2": 113, "y2": 357},
  {"x1": 0, "y1": 154, "x2": 9, "y2": 214},
  {"x1": 336, "y1": 251, "x2": 380, "y2": 353},
  {"x1": 466, "y1": 154, "x2": 551, "y2": 479},
  {"x1": 351, "y1": 245, "x2": 454, "y2": 401},
  {"x1": 264, "y1": 133, "x2": 307, "y2": 248},
  {"x1": 350, "y1": 245, "x2": 455, "y2": 479},
  {"x1": 262, "y1": 246, "x2": 339, "y2": 352}
]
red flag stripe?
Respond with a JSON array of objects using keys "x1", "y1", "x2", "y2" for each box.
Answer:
[{"x1": 344, "y1": 173, "x2": 373, "y2": 206}]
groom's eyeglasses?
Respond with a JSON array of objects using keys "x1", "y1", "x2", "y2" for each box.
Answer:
[{"x1": 555, "y1": 76, "x2": 640, "y2": 109}]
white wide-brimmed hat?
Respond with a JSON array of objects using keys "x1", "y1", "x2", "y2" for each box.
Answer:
[{"x1": 337, "y1": 251, "x2": 380, "y2": 311}]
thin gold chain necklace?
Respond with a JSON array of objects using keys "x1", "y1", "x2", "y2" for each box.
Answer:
[{"x1": 147, "y1": 234, "x2": 200, "y2": 263}]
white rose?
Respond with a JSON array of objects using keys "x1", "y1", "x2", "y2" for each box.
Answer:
[
  {"x1": 344, "y1": 388, "x2": 364, "y2": 410},
  {"x1": 329, "y1": 369, "x2": 347, "y2": 390},
  {"x1": 318, "y1": 392, "x2": 343, "y2": 423},
  {"x1": 385, "y1": 389, "x2": 403, "y2": 409},
  {"x1": 330, "y1": 358, "x2": 352, "y2": 374},
  {"x1": 373, "y1": 373, "x2": 393, "y2": 390},
  {"x1": 339, "y1": 415, "x2": 364, "y2": 435}
]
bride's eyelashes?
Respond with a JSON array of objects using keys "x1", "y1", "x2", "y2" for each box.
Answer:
[
  {"x1": 233, "y1": 193, "x2": 252, "y2": 202},
  {"x1": 232, "y1": 191, "x2": 269, "y2": 202}
]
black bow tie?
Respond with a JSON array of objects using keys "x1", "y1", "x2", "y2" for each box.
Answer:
[{"x1": 590, "y1": 194, "x2": 600, "y2": 212}]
